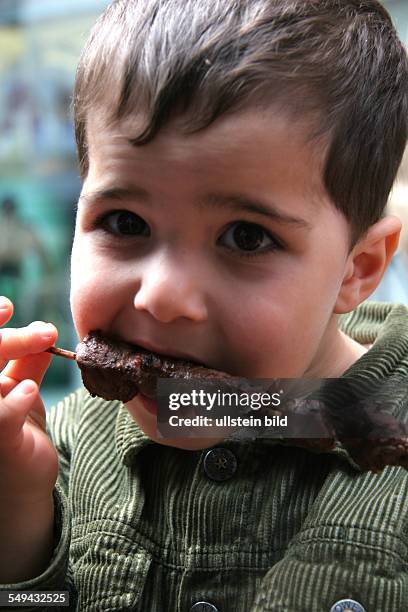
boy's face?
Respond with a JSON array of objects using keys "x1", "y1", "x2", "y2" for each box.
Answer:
[{"x1": 71, "y1": 108, "x2": 355, "y2": 449}]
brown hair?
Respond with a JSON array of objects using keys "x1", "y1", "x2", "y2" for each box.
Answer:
[{"x1": 74, "y1": 0, "x2": 408, "y2": 246}]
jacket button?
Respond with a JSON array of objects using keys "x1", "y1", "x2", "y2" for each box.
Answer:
[
  {"x1": 330, "y1": 599, "x2": 366, "y2": 612},
  {"x1": 190, "y1": 603, "x2": 219, "y2": 612},
  {"x1": 203, "y1": 447, "x2": 237, "y2": 481}
]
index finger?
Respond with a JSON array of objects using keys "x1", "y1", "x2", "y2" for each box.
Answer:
[
  {"x1": 0, "y1": 297, "x2": 13, "y2": 327},
  {"x1": 0, "y1": 322, "x2": 58, "y2": 361}
]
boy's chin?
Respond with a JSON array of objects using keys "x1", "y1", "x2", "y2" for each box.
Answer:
[{"x1": 125, "y1": 395, "x2": 226, "y2": 451}]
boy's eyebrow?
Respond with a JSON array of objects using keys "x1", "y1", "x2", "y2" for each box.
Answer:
[
  {"x1": 200, "y1": 193, "x2": 312, "y2": 229},
  {"x1": 80, "y1": 186, "x2": 312, "y2": 230},
  {"x1": 79, "y1": 186, "x2": 149, "y2": 206}
]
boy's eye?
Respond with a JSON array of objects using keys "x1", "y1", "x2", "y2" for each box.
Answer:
[
  {"x1": 219, "y1": 221, "x2": 281, "y2": 255},
  {"x1": 100, "y1": 210, "x2": 150, "y2": 237}
]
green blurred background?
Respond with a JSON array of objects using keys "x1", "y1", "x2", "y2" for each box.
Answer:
[
  {"x1": 0, "y1": 0, "x2": 110, "y2": 407},
  {"x1": 0, "y1": 0, "x2": 407, "y2": 409}
]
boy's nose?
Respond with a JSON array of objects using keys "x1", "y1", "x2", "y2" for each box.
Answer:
[{"x1": 133, "y1": 256, "x2": 208, "y2": 324}]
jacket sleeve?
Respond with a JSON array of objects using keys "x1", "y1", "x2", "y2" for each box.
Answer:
[{"x1": 0, "y1": 388, "x2": 85, "y2": 612}]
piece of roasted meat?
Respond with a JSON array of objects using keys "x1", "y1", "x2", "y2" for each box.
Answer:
[
  {"x1": 47, "y1": 331, "x2": 408, "y2": 473},
  {"x1": 75, "y1": 331, "x2": 231, "y2": 402}
]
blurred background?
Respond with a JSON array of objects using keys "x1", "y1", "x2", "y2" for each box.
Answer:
[{"x1": 0, "y1": 0, "x2": 407, "y2": 408}]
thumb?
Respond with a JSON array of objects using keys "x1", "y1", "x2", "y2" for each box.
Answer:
[
  {"x1": 1, "y1": 352, "x2": 53, "y2": 398},
  {"x1": 0, "y1": 379, "x2": 40, "y2": 444}
]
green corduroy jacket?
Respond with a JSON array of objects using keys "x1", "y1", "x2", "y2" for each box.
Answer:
[{"x1": 2, "y1": 302, "x2": 408, "y2": 612}]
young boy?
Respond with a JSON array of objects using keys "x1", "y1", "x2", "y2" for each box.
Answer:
[{"x1": 1, "y1": 0, "x2": 408, "y2": 610}]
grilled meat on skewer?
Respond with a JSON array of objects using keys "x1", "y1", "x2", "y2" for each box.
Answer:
[
  {"x1": 76, "y1": 331, "x2": 232, "y2": 402},
  {"x1": 47, "y1": 331, "x2": 408, "y2": 472}
]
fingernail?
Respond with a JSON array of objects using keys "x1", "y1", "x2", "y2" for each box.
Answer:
[
  {"x1": 19, "y1": 380, "x2": 36, "y2": 395},
  {"x1": 31, "y1": 322, "x2": 55, "y2": 340},
  {"x1": 0, "y1": 297, "x2": 9, "y2": 310},
  {"x1": 41, "y1": 324, "x2": 55, "y2": 341}
]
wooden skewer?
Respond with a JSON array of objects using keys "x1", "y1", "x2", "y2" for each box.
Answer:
[{"x1": 46, "y1": 346, "x2": 77, "y2": 361}]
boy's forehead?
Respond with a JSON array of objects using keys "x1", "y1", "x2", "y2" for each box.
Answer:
[
  {"x1": 89, "y1": 104, "x2": 319, "y2": 147},
  {"x1": 85, "y1": 107, "x2": 329, "y2": 212}
]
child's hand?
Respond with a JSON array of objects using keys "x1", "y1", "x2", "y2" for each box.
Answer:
[{"x1": 0, "y1": 297, "x2": 59, "y2": 506}]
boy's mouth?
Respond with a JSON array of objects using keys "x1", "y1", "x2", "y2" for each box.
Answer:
[
  {"x1": 125, "y1": 336, "x2": 204, "y2": 366},
  {"x1": 135, "y1": 392, "x2": 158, "y2": 416}
]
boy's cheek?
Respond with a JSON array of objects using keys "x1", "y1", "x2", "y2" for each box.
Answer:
[{"x1": 69, "y1": 270, "x2": 107, "y2": 339}]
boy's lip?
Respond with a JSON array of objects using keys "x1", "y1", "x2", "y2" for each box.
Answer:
[
  {"x1": 136, "y1": 392, "x2": 158, "y2": 415},
  {"x1": 124, "y1": 336, "x2": 204, "y2": 365}
]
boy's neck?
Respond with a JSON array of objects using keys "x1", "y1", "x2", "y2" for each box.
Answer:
[{"x1": 305, "y1": 319, "x2": 369, "y2": 379}]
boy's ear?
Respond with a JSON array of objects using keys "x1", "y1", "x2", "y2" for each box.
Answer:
[{"x1": 334, "y1": 215, "x2": 402, "y2": 314}]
